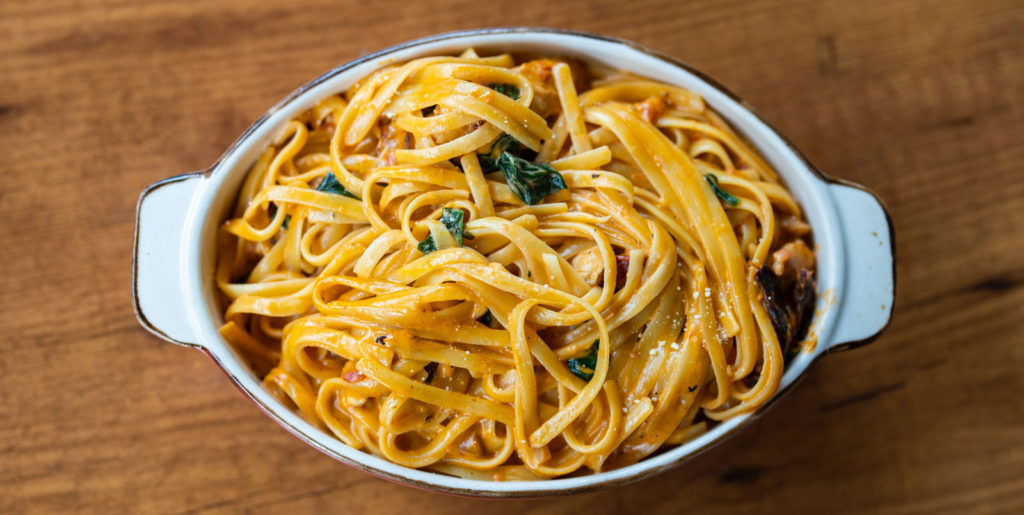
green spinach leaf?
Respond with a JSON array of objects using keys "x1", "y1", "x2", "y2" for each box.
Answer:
[
  {"x1": 488, "y1": 83, "x2": 520, "y2": 100},
  {"x1": 268, "y1": 203, "x2": 291, "y2": 229},
  {"x1": 417, "y1": 207, "x2": 470, "y2": 254},
  {"x1": 478, "y1": 134, "x2": 521, "y2": 172},
  {"x1": 704, "y1": 173, "x2": 739, "y2": 206},
  {"x1": 417, "y1": 237, "x2": 437, "y2": 254},
  {"x1": 499, "y1": 154, "x2": 566, "y2": 205},
  {"x1": 478, "y1": 135, "x2": 566, "y2": 205},
  {"x1": 316, "y1": 172, "x2": 359, "y2": 199},
  {"x1": 440, "y1": 207, "x2": 467, "y2": 246},
  {"x1": 567, "y1": 341, "x2": 599, "y2": 381}
]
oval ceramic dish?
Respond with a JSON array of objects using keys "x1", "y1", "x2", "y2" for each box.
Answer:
[{"x1": 132, "y1": 28, "x2": 895, "y2": 497}]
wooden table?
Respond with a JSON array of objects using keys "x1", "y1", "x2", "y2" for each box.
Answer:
[{"x1": 3, "y1": 0, "x2": 1022, "y2": 512}]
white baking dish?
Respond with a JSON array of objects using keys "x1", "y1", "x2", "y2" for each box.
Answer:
[{"x1": 132, "y1": 28, "x2": 895, "y2": 497}]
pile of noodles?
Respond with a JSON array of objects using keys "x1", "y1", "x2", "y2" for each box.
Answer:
[{"x1": 216, "y1": 50, "x2": 815, "y2": 480}]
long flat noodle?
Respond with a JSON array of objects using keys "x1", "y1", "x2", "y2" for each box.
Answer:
[
  {"x1": 395, "y1": 109, "x2": 480, "y2": 136},
  {"x1": 561, "y1": 170, "x2": 634, "y2": 201},
  {"x1": 657, "y1": 116, "x2": 776, "y2": 180},
  {"x1": 392, "y1": 78, "x2": 551, "y2": 144},
  {"x1": 438, "y1": 94, "x2": 543, "y2": 151},
  {"x1": 386, "y1": 336, "x2": 512, "y2": 374},
  {"x1": 551, "y1": 146, "x2": 612, "y2": 170},
  {"x1": 416, "y1": 62, "x2": 531, "y2": 105},
  {"x1": 219, "y1": 277, "x2": 311, "y2": 300},
  {"x1": 552, "y1": 63, "x2": 592, "y2": 154},
  {"x1": 394, "y1": 123, "x2": 501, "y2": 165},
  {"x1": 357, "y1": 359, "x2": 514, "y2": 425},
  {"x1": 218, "y1": 51, "x2": 815, "y2": 480},
  {"x1": 265, "y1": 186, "x2": 365, "y2": 222},
  {"x1": 461, "y1": 153, "x2": 495, "y2": 217},
  {"x1": 579, "y1": 80, "x2": 705, "y2": 112},
  {"x1": 343, "y1": 56, "x2": 513, "y2": 146},
  {"x1": 509, "y1": 299, "x2": 549, "y2": 468},
  {"x1": 585, "y1": 103, "x2": 760, "y2": 378},
  {"x1": 354, "y1": 230, "x2": 409, "y2": 277}
]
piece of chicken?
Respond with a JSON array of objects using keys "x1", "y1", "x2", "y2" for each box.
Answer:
[
  {"x1": 570, "y1": 245, "x2": 604, "y2": 286},
  {"x1": 771, "y1": 239, "x2": 814, "y2": 277}
]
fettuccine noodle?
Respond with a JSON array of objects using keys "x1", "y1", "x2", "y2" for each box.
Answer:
[{"x1": 216, "y1": 50, "x2": 816, "y2": 480}]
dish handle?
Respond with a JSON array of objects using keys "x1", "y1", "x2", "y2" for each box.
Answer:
[
  {"x1": 132, "y1": 172, "x2": 206, "y2": 349},
  {"x1": 826, "y1": 182, "x2": 896, "y2": 352}
]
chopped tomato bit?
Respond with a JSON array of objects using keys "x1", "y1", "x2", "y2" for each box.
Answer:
[
  {"x1": 343, "y1": 370, "x2": 366, "y2": 383},
  {"x1": 615, "y1": 255, "x2": 631, "y2": 290},
  {"x1": 516, "y1": 59, "x2": 557, "y2": 82},
  {"x1": 634, "y1": 94, "x2": 668, "y2": 124}
]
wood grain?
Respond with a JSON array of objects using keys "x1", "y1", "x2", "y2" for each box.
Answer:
[{"x1": 2, "y1": 0, "x2": 1022, "y2": 513}]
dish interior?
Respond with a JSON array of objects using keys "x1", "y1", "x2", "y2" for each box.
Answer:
[{"x1": 181, "y1": 30, "x2": 844, "y2": 494}]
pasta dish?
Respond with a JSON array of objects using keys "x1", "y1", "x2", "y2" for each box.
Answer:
[{"x1": 216, "y1": 50, "x2": 816, "y2": 480}]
